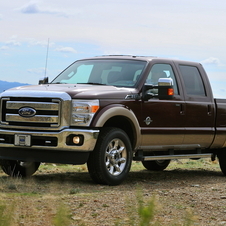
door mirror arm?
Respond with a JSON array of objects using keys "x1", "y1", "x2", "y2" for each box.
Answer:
[{"x1": 39, "y1": 77, "x2": 49, "y2": 85}]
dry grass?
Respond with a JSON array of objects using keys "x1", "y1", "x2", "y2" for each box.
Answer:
[{"x1": 0, "y1": 159, "x2": 224, "y2": 226}]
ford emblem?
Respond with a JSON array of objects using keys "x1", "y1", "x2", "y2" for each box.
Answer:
[{"x1": 18, "y1": 107, "x2": 36, "y2": 117}]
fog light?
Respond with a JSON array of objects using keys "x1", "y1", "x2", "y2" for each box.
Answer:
[
  {"x1": 73, "y1": 136, "x2": 80, "y2": 144},
  {"x1": 66, "y1": 135, "x2": 84, "y2": 146}
]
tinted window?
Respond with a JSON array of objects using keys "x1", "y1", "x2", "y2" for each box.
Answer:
[
  {"x1": 179, "y1": 65, "x2": 206, "y2": 96},
  {"x1": 146, "y1": 64, "x2": 179, "y2": 95}
]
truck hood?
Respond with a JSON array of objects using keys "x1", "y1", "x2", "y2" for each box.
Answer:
[{"x1": 1, "y1": 84, "x2": 136, "y2": 99}]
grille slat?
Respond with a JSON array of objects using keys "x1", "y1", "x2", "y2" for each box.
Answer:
[
  {"x1": 6, "y1": 114, "x2": 59, "y2": 123},
  {"x1": 6, "y1": 101, "x2": 59, "y2": 111}
]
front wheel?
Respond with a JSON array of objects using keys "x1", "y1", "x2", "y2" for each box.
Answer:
[
  {"x1": 0, "y1": 159, "x2": 40, "y2": 177},
  {"x1": 87, "y1": 128, "x2": 132, "y2": 185},
  {"x1": 142, "y1": 159, "x2": 170, "y2": 171}
]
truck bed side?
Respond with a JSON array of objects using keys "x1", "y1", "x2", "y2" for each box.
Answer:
[{"x1": 211, "y1": 98, "x2": 226, "y2": 149}]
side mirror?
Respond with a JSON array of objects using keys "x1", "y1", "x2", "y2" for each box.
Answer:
[
  {"x1": 158, "y1": 78, "x2": 174, "y2": 100},
  {"x1": 39, "y1": 77, "x2": 49, "y2": 85},
  {"x1": 143, "y1": 78, "x2": 174, "y2": 100}
]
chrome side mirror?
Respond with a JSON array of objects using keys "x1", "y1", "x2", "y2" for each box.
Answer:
[
  {"x1": 158, "y1": 78, "x2": 174, "y2": 100},
  {"x1": 143, "y1": 77, "x2": 174, "y2": 101},
  {"x1": 158, "y1": 78, "x2": 173, "y2": 86}
]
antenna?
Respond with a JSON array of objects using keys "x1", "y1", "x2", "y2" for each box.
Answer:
[{"x1": 44, "y1": 38, "x2": 50, "y2": 77}]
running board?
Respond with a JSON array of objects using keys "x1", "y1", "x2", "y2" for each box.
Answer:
[{"x1": 136, "y1": 153, "x2": 212, "y2": 161}]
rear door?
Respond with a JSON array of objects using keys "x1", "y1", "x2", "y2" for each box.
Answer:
[
  {"x1": 176, "y1": 63, "x2": 215, "y2": 148},
  {"x1": 140, "y1": 62, "x2": 186, "y2": 149}
]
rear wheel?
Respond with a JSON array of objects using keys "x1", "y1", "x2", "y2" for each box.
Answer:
[
  {"x1": 87, "y1": 128, "x2": 132, "y2": 185},
  {"x1": 142, "y1": 159, "x2": 170, "y2": 171},
  {"x1": 0, "y1": 159, "x2": 40, "y2": 177},
  {"x1": 217, "y1": 151, "x2": 226, "y2": 176}
]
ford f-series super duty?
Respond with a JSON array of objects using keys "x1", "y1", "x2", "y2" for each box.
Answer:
[{"x1": 0, "y1": 55, "x2": 226, "y2": 185}]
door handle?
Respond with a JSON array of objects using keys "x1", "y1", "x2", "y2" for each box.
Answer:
[
  {"x1": 207, "y1": 105, "x2": 212, "y2": 116},
  {"x1": 176, "y1": 103, "x2": 185, "y2": 115}
]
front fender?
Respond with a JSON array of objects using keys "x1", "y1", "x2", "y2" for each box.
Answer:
[{"x1": 92, "y1": 105, "x2": 141, "y2": 149}]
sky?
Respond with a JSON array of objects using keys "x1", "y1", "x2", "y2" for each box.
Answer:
[{"x1": 0, "y1": 0, "x2": 226, "y2": 97}]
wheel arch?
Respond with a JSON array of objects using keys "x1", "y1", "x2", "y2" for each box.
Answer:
[{"x1": 92, "y1": 106, "x2": 141, "y2": 150}]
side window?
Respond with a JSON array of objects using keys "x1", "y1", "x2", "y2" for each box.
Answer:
[
  {"x1": 146, "y1": 64, "x2": 179, "y2": 95},
  {"x1": 179, "y1": 65, "x2": 206, "y2": 96}
]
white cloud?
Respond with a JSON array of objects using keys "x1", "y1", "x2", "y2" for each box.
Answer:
[
  {"x1": 27, "y1": 67, "x2": 45, "y2": 75},
  {"x1": 0, "y1": 36, "x2": 21, "y2": 51},
  {"x1": 0, "y1": 46, "x2": 9, "y2": 51},
  {"x1": 17, "y1": 1, "x2": 69, "y2": 17},
  {"x1": 201, "y1": 57, "x2": 222, "y2": 66},
  {"x1": 5, "y1": 39, "x2": 21, "y2": 47},
  {"x1": 55, "y1": 47, "x2": 77, "y2": 53},
  {"x1": 27, "y1": 39, "x2": 55, "y2": 48}
]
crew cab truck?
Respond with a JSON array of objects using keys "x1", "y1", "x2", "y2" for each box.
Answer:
[{"x1": 0, "y1": 55, "x2": 226, "y2": 185}]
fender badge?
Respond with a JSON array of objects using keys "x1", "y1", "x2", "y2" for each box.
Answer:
[
  {"x1": 144, "y1": 117, "x2": 153, "y2": 125},
  {"x1": 18, "y1": 107, "x2": 36, "y2": 117}
]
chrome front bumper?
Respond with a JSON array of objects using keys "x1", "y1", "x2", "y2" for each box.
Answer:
[{"x1": 0, "y1": 128, "x2": 99, "y2": 152}]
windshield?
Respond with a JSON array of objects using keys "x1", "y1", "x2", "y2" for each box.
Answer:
[{"x1": 51, "y1": 59, "x2": 147, "y2": 87}]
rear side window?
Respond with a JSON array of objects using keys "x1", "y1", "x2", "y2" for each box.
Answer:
[{"x1": 179, "y1": 65, "x2": 206, "y2": 96}]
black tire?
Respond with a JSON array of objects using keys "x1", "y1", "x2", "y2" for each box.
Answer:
[
  {"x1": 217, "y1": 151, "x2": 226, "y2": 176},
  {"x1": 87, "y1": 128, "x2": 132, "y2": 185},
  {"x1": 0, "y1": 159, "x2": 40, "y2": 177},
  {"x1": 142, "y1": 159, "x2": 170, "y2": 171}
]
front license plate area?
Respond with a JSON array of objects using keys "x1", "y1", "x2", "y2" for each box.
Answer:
[{"x1": 15, "y1": 134, "x2": 31, "y2": 147}]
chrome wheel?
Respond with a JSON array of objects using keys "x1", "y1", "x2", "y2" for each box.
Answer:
[
  {"x1": 87, "y1": 128, "x2": 132, "y2": 185},
  {"x1": 105, "y1": 138, "x2": 127, "y2": 176}
]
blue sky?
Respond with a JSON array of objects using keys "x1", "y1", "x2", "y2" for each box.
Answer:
[{"x1": 1, "y1": 0, "x2": 226, "y2": 97}]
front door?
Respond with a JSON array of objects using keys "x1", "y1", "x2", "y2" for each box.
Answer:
[{"x1": 140, "y1": 63, "x2": 185, "y2": 150}]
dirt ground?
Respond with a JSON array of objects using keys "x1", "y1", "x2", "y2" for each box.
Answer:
[
  {"x1": 1, "y1": 160, "x2": 226, "y2": 226},
  {"x1": 64, "y1": 161, "x2": 226, "y2": 226}
]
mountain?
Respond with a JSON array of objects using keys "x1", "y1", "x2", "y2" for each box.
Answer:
[{"x1": 0, "y1": 80, "x2": 30, "y2": 93}]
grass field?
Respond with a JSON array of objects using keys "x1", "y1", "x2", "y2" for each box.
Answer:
[{"x1": 0, "y1": 159, "x2": 222, "y2": 226}]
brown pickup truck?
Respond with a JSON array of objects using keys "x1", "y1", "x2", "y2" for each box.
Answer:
[{"x1": 0, "y1": 55, "x2": 226, "y2": 185}]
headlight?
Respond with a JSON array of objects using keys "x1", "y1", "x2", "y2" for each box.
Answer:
[{"x1": 71, "y1": 99, "x2": 99, "y2": 126}]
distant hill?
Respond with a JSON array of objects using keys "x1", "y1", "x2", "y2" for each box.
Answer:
[{"x1": 0, "y1": 80, "x2": 30, "y2": 93}]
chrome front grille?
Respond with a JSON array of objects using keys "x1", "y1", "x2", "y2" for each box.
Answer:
[{"x1": 1, "y1": 97, "x2": 61, "y2": 129}]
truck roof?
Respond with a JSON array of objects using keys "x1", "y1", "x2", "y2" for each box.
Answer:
[{"x1": 81, "y1": 55, "x2": 201, "y2": 65}]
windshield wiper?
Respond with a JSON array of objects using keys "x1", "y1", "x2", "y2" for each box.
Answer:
[
  {"x1": 77, "y1": 83, "x2": 106, "y2": 85},
  {"x1": 51, "y1": 82, "x2": 68, "y2": 84}
]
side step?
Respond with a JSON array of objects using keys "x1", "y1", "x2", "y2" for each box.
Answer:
[{"x1": 134, "y1": 153, "x2": 212, "y2": 161}]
